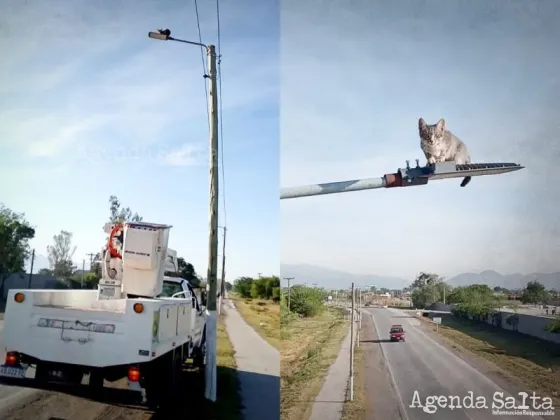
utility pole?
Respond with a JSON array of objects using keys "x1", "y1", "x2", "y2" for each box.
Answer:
[
  {"x1": 81, "y1": 259, "x2": 85, "y2": 288},
  {"x1": 27, "y1": 249, "x2": 35, "y2": 289},
  {"x1": 283, "y1": 277, "x2": 294, "y2": 312},
  {"x1": 148, "y1": 29, "x2": 219, "y2": 402},
  {"x1": 356, "y1": 288, "x2": 360, "y2": 348},
  {"x1": 346, "y1": 289, "x2": 350, "y2": 319},
  {"x1": 349, "y1": 282, "x2": 355, "y2": 401},
  {"x1": 218, "y1": 226, "x2": 227, "y2": 315},
  {"x1": 205, "y1": 43, "x2": 220, "y2": 403},
  {"x1": 86, "y1": 253, "x2": 96, "y2": 271},
  {"x1": 257, "y1": 272, "x2": 262, "y2": 278}
]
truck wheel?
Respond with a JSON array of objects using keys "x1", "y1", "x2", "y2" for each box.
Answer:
[
  {"x1": 144, "y1": 369, "x2": 162, "y2": 410},
  {"x1": 193, "y1": 330, "x2": 206, "y2": 368},
  {"x1": 35, "y1": 364, "x2": 49, "y2": 383},
  {"x1": 66, "y1": 369, "x2": 84, "y2": 385},
  {"x1": 169, "y1": 350, "x2": 182, "y2": 400},
  {"x1": 89, "y1": 371, "x2": 104, "y2": 389}
]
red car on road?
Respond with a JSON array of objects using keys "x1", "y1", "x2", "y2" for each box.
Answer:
[{"x1": 390, "y1": 325, "x2": 405, "y2": 342}]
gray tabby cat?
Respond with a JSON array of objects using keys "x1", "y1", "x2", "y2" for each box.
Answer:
[{"x1": 418, "y1": 118, "x2": 472, "y2": 187}]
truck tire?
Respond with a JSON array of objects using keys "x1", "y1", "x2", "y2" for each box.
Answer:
[
  {"x1": 144, "y1": 367, "x2": 162, "y2": 410},
  {"x1": 35, "y1": 364, "x2": 49, "y2": 384},
  {"x1": 193, "y1": 329, "x2": 206, "y2": 368},
  {"x1": 65, "y1": 369, "x2": 84, "y2": 385},
  {"x1": 89, "y1": 370, "x2": 104, "y2": 389},
  {"x1": 168, "y1": 350, "x2": 182, "y2": 400}
]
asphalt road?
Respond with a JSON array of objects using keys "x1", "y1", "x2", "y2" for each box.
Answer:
[{"x1": 367, "y1": 308, "x2": 552, "y2": 420}]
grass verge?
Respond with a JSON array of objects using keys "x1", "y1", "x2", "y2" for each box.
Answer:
[
  {"x1": 281, "y1": 307, "x2": 348, "y2": 420},
  {"x1": 341, "y1": 343, "x2": 366, "y2": 420},
  {"x1": 418, "y1": 314, "x2": 560, "y2": 405},
  {"x1": 229, "y1": 295, "x2": 280, "y2": 349}
]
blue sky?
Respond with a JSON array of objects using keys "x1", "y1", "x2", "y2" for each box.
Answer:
[
  {"x1": 0, "y1": 0, "x2": 279, "y2": 280},
  {"x1": 281, "y1": 0, "x2": 560, "y2": 280}
]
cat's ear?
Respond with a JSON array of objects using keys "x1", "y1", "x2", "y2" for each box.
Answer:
[
  {"x1": 436, "y1": 119, "x2": 446, "y2": 131},
  {"x1": 418, "y1": 118, "x2": 427, "y2": 131}
]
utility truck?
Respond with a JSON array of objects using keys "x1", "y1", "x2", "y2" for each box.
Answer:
[{"x1": 0, "y1": 221, "x2": 206, "y2": 408}]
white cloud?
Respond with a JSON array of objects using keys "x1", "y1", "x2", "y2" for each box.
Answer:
[
  {"x1": 0, "y1": 0, "x2": 277, "y2": 166},
  {"x1": 159, "y1": 143, "x2": 205, "y2": 167}
]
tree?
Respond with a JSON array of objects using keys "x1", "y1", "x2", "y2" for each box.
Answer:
[
  {"x1": 448, "y1": 284, "x2": 506, "y2": 321},
  {"x1": 68, "y1": 272, "x2": 100, "y2": 289},
  {"x1": 177, "y1": 257, "x2": 200, "y2": 287},
  {"x1": 411, "y1": 285, "x2": 438, "y2": 309},
  {"x1": 109, "y1": 195, "x2": 143, "y2": 223},
  {"x1": 47, "y1": 230, "x2": 77, "y2": 278},
  {"x1": 250, "y1": 278, "x2": 267, "y2": 299},
  {"x1": 493, "y1": 286, "x2": 509, "y2": 294},
  {"x1": 521, "y1": 281, "x2": 549, "y2": 304},
  {"x1": 234, "y1": 277, "x2": 254, "y2": 298},
  {"x1": 0, "y1": 204, "x2": 35, "y2": 297},
  {"x1": 410, "y1": 272, "x2": 447, "y2": 308},
  {"x1": 289, "y1": 285, "x2": 326, "y2": 317},
  {"x1": 91, "y1": 195, "x2": 144, "y2": 278},
  {"x1": 225, "y1": 281, "x2": 233, "y2": 291},
  {"x1": 38, "y1": 268, "x2": 53, "y2": 276},
  {"x1": 411, "y1": 272, "x2": 442, "y2": 289}
]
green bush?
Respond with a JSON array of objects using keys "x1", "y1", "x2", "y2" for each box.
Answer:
[
  {"x1": 234, "y1": 277, "x2": 254, "y2": 298},
  {"x1": 272, "y1": 287, "x2": 280, "y2": 302},
  {"x1": 289, "y1": 286, "x2": 326, "y2": 318},
  {"x1": 280, "y1": 304, "x2": 298, "y2": 326},
  {"x1": 233, "y1": 276, "x2": 280, "y2": 300},
  {"x1": 545, "y1": 316, "x2": 560, "y2": 333}
]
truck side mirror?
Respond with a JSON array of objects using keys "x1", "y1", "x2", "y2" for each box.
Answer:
[{"x1": 201, "y1": 291, "x2": 207, "y2": 306}]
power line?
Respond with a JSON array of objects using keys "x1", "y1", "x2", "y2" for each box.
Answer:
[
  {"x1": 193, "y1": 0, "x2": 210, "y2": 130},
  {"x1": 216, "y1": 0, "x2": 227, "y2": 227}
]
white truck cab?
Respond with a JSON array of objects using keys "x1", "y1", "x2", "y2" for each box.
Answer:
[{"x1": 0, "y1": 221, "x2": 206, "y2": 409}]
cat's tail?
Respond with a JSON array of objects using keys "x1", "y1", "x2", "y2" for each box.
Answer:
[{"x1": 460, "y1": 176, "x2": 471, "y2": 187}]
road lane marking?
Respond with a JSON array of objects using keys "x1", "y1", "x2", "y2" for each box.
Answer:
[
  {"x1": 369, "y1": 311, "x2": 410, "y2": 420},
  {"x1": 389, "y1": 308, "x2": 547, "y2": 420}
]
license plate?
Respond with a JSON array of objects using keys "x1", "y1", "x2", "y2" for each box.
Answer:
[{"x1": 0, "y1": 365, "x2": 25, "y2": 379}]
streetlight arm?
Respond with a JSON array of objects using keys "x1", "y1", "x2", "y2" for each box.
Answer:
[
  {"x1": 280, "y1": 161, "x2": 524, "y2": 200},
  {"x1": 148, "y1": 31, "x2": 208, "y2": 49}
]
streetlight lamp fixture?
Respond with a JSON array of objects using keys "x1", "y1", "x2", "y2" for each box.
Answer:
[{"x1": 148, "y1": 29, "x2": 207, "y2": 48}]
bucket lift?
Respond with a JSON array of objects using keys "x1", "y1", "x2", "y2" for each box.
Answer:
[{"x1": 98, "y1": 221, "x2": 172, "y2": 300}]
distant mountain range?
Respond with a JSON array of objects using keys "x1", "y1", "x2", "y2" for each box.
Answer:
[
  {"x1": 280, "y1": 264, "x2": 410, "y2": 290},
  {"x1": 446, "y1": 270, "x2": 559, "y2": 290},
  {"x1": 280, "y1": 264, "x2": 560, "y2": 291}
]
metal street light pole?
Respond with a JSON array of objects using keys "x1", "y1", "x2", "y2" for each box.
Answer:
[
  {"x1": 149, "y1": 29, "x2": 219, "y2": 403},
  {"x1": 349, "y1": 282, "x2": 355, "y2": 401}
]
